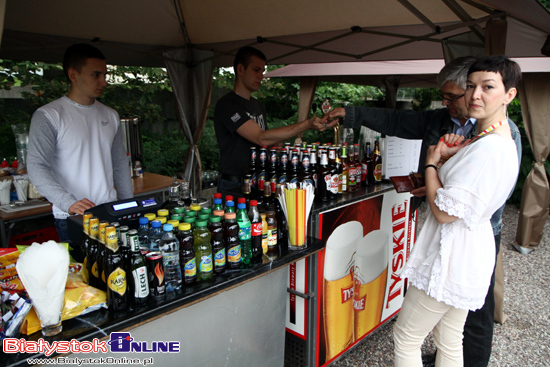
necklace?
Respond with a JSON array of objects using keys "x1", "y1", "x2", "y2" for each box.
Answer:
[{"x1": 468, "y1": 120, "x2": 507, "y2": 145}]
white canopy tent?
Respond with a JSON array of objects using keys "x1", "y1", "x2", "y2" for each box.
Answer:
[{"x1": 0, "y1": 0, "x2": 549, "y2": 249}]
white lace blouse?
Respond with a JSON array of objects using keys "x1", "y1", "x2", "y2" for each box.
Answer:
[{"x1": 402, "y1": 134, "x2": 518, "y2": 311}]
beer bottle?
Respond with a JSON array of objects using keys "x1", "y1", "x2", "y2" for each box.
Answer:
[
  {"x1": 268, "y1": 147, "x2": 278, "y2": 184},
  {"x1": 266, "y1": 207, "x2": 278, "y2": 260},
  {"x1": 248, "y1": 200, "x2": 263, "y2": 264},
  {"x1": 194, "y1": 220, "x2": 213, "y2": 281},
  {"x1": 289, "y1": 149, "x2": 300, "y2": 184},
  {"x1": 86, "y1": 217, "x2": 101, "y2": 288},
  {"x1": 80, "y1": 212, "x2": 93, "y2": 265},
  {"x1": 177, "y1": 223, "x2": 197, "y2": 285},
  {"x1": 104, "y1": 225, "x2": 128, "y2": 311},
  {"x1": 224, "y1": 212, "x2": 242, "y2": 269},
  {"x1": 348, "y1": 144, "x2": 357, "y2": 192},
  {"x1": 118, "y1": 224, "x2": 131, "y2": 271},
  {"x1": 209, "y1": 215, "x2": 226, "y2": 274},
  {"x1": 247, "y1": 146, "x2": 258, "y2": 199},
  {"x1": 328, "y1": 147, "x2": 339, "y2": 199},
  {"x1": 340, "y1": 144, "x2": 350, "y2": 193},
  {"x1": 335, "y1": 146, "x2": 343, "y2": 195},
  {"x1": 362, "y1": 142, "x2": 374, "y2": 187},
  {"x1": 257, "y1": 146, "x2": 268, "y2": 196},
  {"x1": 373, "y1": 140, "x2": 383, "y2": 183},
  {"x1": 278, "y1": 149, "x2": 289, "y2": 184},
  {"x1": 149, "y1": 220, "x2": 163, "y2": 251},
  {"x1": 236, "y1": 202, "x2": 252, "y2": 268},
  {"x1": 137, "y1": 217, "x2": 150, "y2": 249},
  {"x1": 98, "y1": 220, "x2": 109, "y2": 287},
  {"x1": 128, "y1": 229, "x2": 150, "y2": 304},
  {"x1": 243, "y1": 175, "x2": 252, "y2": 204},
  {"x1": 159, "y1": 223, "x2": 183, "y2": 292},
  {"x1": 263, "y1": 178, "x2": 274, "y2": 210},
  {"x1": 317, "y1": 149, "x2": 331, "y2": 202},
  {"x1": 310, "y1": 148, "x2": 318, "y2": 190},
  {"x1": 354, "y1": 143, "x2": 362, "y2": 188},
  {"x1": 299, "y1": 151, "x2": 314, "y2": 188}
]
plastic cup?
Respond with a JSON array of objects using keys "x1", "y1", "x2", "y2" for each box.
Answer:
[{"x1": 32, "y1": 292, "x2": 64, "y2": 337}]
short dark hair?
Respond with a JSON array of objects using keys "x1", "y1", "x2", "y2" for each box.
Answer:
[
  {"x1": 233, "y1": 46, "x2": 266, "y2": 74},
  {"x1": 63, "y1": 43, "x2": 106, "y2": 80},
  {"x1": 468, "y1": 55, "x2": 522, "y2": 91}
]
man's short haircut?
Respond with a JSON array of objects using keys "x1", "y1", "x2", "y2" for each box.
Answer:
[
  {"x1": 437, "y1": 56, "x2": 477, "y2": 89},
  {"x1": 468, "y1": 55, "x2": 522, "y2": 91},
  {"x1": 233, "y1": 46, "x2": 267, "y2": 74},
  {"x1": 63, "y1": 43, "x2": 106, "y2": 81}
]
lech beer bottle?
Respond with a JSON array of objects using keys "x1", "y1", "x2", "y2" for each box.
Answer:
[{"x1": 128, "y1": 229, "x2": 150, "y2": 304}]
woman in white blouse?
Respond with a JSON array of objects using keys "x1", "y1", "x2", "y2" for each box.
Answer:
[{"x1": 393, "y1": 55, "x2": 521, "y2": 367}]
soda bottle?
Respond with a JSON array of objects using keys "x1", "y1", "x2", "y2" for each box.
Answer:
[
  {"x1": 236, "y1": 202, "x2": 252, "y2": 268},
  {"x1": 209, "y1": 215, "x2": 226, "y2": 274},
  {"x1": 224, "y1": 212, "x2": 241, "y2": 269},
  {"x1": 194, "y1": 220, "x2": 213, "y2": 281},
  {"x1": 177, "y1": 223, "x2": 196, "y2": 285},
  {"x1": 159, "y1": 223, "x2": 183, "y2": 293},
  {"x1": 261, "y1": 211, "x2": 268, "y2": 254},
  {"x1": 137, "y1": 217, "x2": 150, "y2": 249},
  {"x1": 266, "y1": 207, "x2": 278, "y2": 260},
  {"x1": 128, "y1": 229, "x2": 150, "y2": 304},
  {"x1": 224, "y1": 200, "x2": 235, "y2": 214},
  {"x1": 149, "y1": 220, "x2": 163, "y2": 251},
  {"x1": 248, "y1": 200, "x2": 263, "y2": 264},
  {"x1": 104, "y1": 225, "x2": 128, "y2": 311},
  {"x1": 212, "y1": 198, "x2": 224, "y2": 218}
]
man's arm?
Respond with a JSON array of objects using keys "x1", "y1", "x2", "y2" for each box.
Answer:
[
  {"x1": 111, "y1": 123, "x2": 133, "y2": 200},
  {"x1": 236, "y1": 116, "x2": 336, "y2": 147},
  {"x1": 330, "y1": 106, "x2": 437, "y2": 140},
  {"x1": 27, "y1": 111, "x2": 80, "y2": 213}
]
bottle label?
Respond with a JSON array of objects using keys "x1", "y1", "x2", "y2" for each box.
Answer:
[
  {"x1": 374, "y1": 164, "x2": 382, "y2": 181},
  {"x1": 214, "y1": 249, "x2": 226, "y2": 267},
  {"x1": 185, "y1": 257, "x2": 197, "y2": 277},
  {"x1": 251, "y1": 222, "x2": 263, "y2": 236},
  {"x1": 361, "y1": 163, "x2": 368, "y2": 181},
  {"x1": 132, "y1": 266, "x2": 149, "y2": 299},
  {"x1": 262, "y1": 233, "x2": 268, "y2": 253},
  {"x1": 199, "y1": 254, "x2": 213, "y2": 274},
  {"x1": 108, "y1": 267, "x2": 127, "y2": 296},
  {"x1": 278, "y1": 173, "x2": 287, "y2": 184},
  {"x1": 268, "y1": 229, "x2": 277, "y2": 248},
  {"x1": 228, "y1": 245, "x2": 242, "y2": 263},
  {"x1": 92, "y1": 261, "x2": 99, "y2": 279},
  {"x1": 302, "y1": 178, "x2": 314, "y2": 187},
  {"x1": 330, "y1": 174, "x2": 339, "y2": 194},
  {"x1": 238, "y1": 222, "x2": 251, "y2": 240}
]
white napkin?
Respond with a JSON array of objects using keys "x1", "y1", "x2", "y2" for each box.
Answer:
[
  {"x1": 0, "y1": 180, "x2": 11, "y2": 205},
  {"x1": 13, "y1": 178, "x2": 28, "y2": 202},
  {"x1": 16, "y1": 241, "x2": 69, "y2": 327}
]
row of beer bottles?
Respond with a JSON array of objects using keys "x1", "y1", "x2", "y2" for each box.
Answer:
[{"x1": 246, "y1": 141, "x2": 383, "y2": 202}]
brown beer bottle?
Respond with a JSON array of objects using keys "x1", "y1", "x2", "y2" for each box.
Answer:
[
  {"x1": 105, "y1": 225, "x2": 128, "y2": 311},
  {"x1": 373, "y1": 140, "x2": 383, "y2": 183},
  {"x1": 247, "y1": 146, "x2": 258, "y2": 200},
  {"x1": 86, "y1": 217, "x2": 101, "y2": 288},
  {"x1": 317, "y1": 149, "x2": 331, "y2": 202},
  {"x1": 340, "y1": 144, "x2": 350, "y2": 193}
]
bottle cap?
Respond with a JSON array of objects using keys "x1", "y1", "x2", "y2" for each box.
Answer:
[
  {"x1": 198, "y1": 213, "x2": 210, "y2": 220},
  {"x1": 174, "y1": 207, "x2": 185, "y2": 214},
  {"x1": 213, "y1": 198, "x2": 222, "y2": 205},
  {"x1": 163, "y1": 223, "x2": 173, "y2": 231},
  {"x1": 144, "y1": 213, "x2": 156, "y2": 221},
  {"x1": 157, "y1": 209, "x2": 169, "y2": 217},
  {"x1": 214, "y1": 193, "x2": 222, "y2": 199},
  {"x1": 226, "y1": 200, "x2": 234, "y2": 207},
  {"x1": 225, "y1": 195, "x2": 233, "y2": 202},
  {"x1": 200, "y1": 207, "x2": 212, "y2": 214},
  {"x1": 168, "y1": 220, "x2": 180, "y2": 227},
  {"x1": 237, "y1": 203, "x2": 246, "y2": 210},
  {"x1": 196, "y1": 220, "x2": 207, "y2": 227},
  {"x1": 190, "y1": 204, "x2": 201, "y2": 211},
  {"x1": 209, "y1": 215, "x2": 221, "y2": 223},
  {"x1": 238, "y1": 197, "x2": 246, "y2": 204},
  {"x1": 151, "y1": 220, "x2": 162, "y2": 228},
  {"x1": 184, "y1": 216, "x2": 196, "y2": 223},
  {"x1": 158, "y1": 216, "x2": 167, "y2": 224},
  {"x1": 139, "y1": 217, "x2": 149, "y2": 225},
  {"x1": 250, "y1": 200, "x2": 258, "y2": 206},
  {"x1": 179, "y1": 223, "x2": 191, "y2": 231},
  {"x1": 224, "y1": 212, "x2": 236, "y2": 220}
]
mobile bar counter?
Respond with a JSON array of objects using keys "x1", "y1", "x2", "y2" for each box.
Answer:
[
  {"x1": 1, "y1": 236, "x2": 324, "y2": 367},
  {"x1": 285, "y1": 182, "x2": 416, "y2": 367}
]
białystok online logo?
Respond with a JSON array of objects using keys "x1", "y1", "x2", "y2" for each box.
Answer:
[{"x1": 2, "y1": 332, "x2": 180, "y2": 356}]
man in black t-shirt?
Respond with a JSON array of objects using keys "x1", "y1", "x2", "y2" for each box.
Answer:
[{"x1": 214, "y1": 46, "x2": 335, "y2": 193}]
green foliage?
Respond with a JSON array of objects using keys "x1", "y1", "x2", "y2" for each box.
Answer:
[{"x1": 141, "y1": 129, "x2": 188, "y2": 177}]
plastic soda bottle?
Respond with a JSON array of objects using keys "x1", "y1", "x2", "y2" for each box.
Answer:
[
  {"x1": 194, "y1": 220, "x2": 213, "y2": 281},
  {"x1": 177, "y1": 223, "x2": 196, "y2": 285},
  {"x1": 236, "y1": 202, "x2": 252, "y2": 268}
]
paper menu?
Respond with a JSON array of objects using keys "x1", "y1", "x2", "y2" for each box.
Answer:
[{"x1": 381, "y1": 136, "x2": 422, "y2": 178}]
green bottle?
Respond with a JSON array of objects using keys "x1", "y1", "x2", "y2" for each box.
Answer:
[{"x1": 194, "y1": 220, "x2": 213, "y2": 281}]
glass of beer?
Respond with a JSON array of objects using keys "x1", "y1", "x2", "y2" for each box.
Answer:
[
  {"x1": 323, "y1": 221, "x2": 363, "y2": 361},
  {"x1": 353, "y1": 230, "x2": 389, "y2": 339}
]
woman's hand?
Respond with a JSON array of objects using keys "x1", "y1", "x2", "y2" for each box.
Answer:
[{"x1": 428, "y1": 134, "x2": 470, "y2": 166}]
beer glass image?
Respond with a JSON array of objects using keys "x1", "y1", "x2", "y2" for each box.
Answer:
[
  {"x1": 353, "y1": 230, "x2": 389, "y2": 339},
  {"x1": 323, "y1": 221, "x2": 363, "y2": 361}
]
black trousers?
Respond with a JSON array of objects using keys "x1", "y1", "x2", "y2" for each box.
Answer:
[{"x1": 462, "y1": 232, "x2": 501, "y2": 367}]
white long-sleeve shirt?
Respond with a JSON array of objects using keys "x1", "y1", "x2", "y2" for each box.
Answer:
[{"x1": 27, "y1": 96, "x2": 133, "y2": 219}]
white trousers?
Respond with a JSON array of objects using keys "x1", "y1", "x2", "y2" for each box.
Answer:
[{"x1": 393, "y1": 285, "x2": 469, "y2": 367}]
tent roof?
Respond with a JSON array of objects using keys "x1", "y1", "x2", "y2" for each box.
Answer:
[
  {"x1": 264, "y1": 57, "x2": 550, "y2": 88},
  {"x1": 1, "y1": 0, "x2": 549, "y2": 67}
]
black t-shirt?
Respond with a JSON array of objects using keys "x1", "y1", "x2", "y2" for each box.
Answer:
[{"x1": 214, "y1": 91, "x2": 268, "y2": 177}]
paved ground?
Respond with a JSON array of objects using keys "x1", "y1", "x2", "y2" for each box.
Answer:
[{"x1": 332, "y1": 203, "x2": 550, "y2": 367}]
